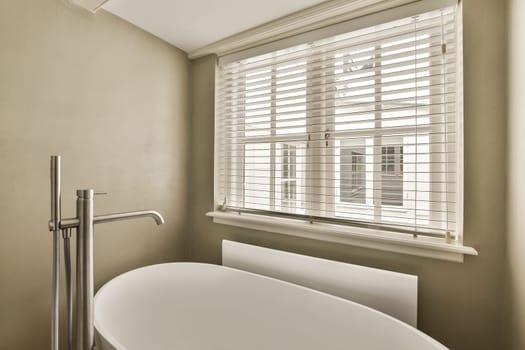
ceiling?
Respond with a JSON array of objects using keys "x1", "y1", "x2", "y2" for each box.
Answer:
[{"x1": 102, "y1": 0, "x2": 328, "y2": 53}]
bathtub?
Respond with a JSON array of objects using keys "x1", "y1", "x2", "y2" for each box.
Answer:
[{"x1": 94, "y1": 263, "x2": 447, "y2": 350}]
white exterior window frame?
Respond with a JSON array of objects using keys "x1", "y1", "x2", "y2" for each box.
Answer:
[{"x1": 210, "y1": 0, "x2": 477, "y2": 263}]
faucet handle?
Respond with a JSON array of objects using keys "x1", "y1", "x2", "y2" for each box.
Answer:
[{"x1": 94, "y1": 192, "x2": 108, "y2": 196}]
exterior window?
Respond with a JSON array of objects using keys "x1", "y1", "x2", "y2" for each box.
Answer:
[
  {"x1": 340, "y1": 148, "x2": 366, "y2": 204},
  {"x1": 281, "y1": 144, "x2": 297, "y2": 208},
  {"x1": 216, "y1": 2, "x2": 462, "y2": 243},
  {"x1": 381, "y1": 146, "x2": 403, "y2": 206}
]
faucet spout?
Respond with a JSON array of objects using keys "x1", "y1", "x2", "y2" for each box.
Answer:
[{"x1": 94, "y1": 210, "x2": 165, "y2": 226}]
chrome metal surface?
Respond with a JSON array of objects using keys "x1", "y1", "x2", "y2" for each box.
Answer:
[
  {"x1": 77, "y1": 189, "x2": 95, "y2": 350},
  {"x1": 50, "y1": 156, "x2": 61, "y2": 350},
  {"x1": 63, "y1": 229, "x2": 73, "y2": 350},
  {"x1": 75, "y1": 193, "x2": 165, "y2": 350},
  {"x1": 51, "y1": 232, "x2": 60, "y2": 350},
  {"x1": 94, "y1": 210, "x2": 165, "y2": 225},
  {"x1": 48, "y1": 156, "x2": 165, "y2": 350},
  {"x1": 50, "y1": 156, "x2": 61, "y2": 232},
  {"x1": 50, "y1": 210, "x2": 165, "y2": 230},
  {"x1": 48, "y1": 218, "x2": 80, "y2": 231}
]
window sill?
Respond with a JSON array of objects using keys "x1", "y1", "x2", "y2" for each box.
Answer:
[{"x1": 206, "y1": 211, "x2": 478, "y2": 263}]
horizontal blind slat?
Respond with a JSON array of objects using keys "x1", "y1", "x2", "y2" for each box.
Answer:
[
  {"x1": 218, "y1": 31, "x2": 456, "y2": 88},
  {"x1": 218, "y1": 62, "x2": 457, "y2": 100},
  {"x1": 221, "y1": 207, "x2": 456, "y2": 237},
  {"x1": 218, "y1": 50, "x2": 456, "y2": 97},
  {"x1": 220, "y1": 94, "x2": 456, "y2": 121},
  {"x1": 219, "y1": 71, "x2": 457, "y2": 108},
  {"x1": 221, "y1": 11, "x2": 456, "y2": 76},
  {"x1": 222, "y1": 82, "x2": 456, "y2": 117}
]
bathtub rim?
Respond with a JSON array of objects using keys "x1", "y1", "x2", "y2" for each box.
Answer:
[{"x1": 93, "y1": 262, "x2": 447, "y2": 350}]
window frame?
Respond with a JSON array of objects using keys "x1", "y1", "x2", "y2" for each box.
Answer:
[{"x1": 211, "y1": 0, "x2": 477, "y2": 262}]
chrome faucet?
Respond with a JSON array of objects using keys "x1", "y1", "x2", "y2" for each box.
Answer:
[{"x1": 48, "y1": 156, "x2": 165, "y2": 350}]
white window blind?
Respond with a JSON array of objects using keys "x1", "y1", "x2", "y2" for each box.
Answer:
[{"x1": 215, "y1": 1, "x2": 462, "y2": 242}]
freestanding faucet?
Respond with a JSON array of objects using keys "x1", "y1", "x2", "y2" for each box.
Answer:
[{"x1": 48, "y1": 156, "x2": 165, "y2": 350}]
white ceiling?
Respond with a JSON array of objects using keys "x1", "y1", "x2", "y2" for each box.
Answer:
[{"x1": 102, "y1": 0, "x2": 328, "y2": 53}]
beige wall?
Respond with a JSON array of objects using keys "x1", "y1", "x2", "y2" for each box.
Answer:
[
  {"x1": 0, "y1": 0, "x2": 512, "y2": 348},
  {"x1": 188, "y1": 0, "x2": 508, "y2": 349},
  {"x1": 507, "y1": 0, "x2": 525, "y2": 348},
  {"x1": 0, "y1": 0, "x2": 190, "y2": 349}
]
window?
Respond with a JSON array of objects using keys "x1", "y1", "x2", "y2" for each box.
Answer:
[
  {"x1": 340, "y1": 147, "x2": 366, "y2": 204},
  {"x1": 281, "y1": 144, "x2": 298, "y2": 208},
  {"x1": 381, "y1": 145, "x2": 403, "y2": 206},
  {"x1": 214, "y1": 0, "x2": 467, "y2": 256}
]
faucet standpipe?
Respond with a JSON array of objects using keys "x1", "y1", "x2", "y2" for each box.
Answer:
[{"x1": 48, "y1": 156, "x2": 165, "y2": 350}]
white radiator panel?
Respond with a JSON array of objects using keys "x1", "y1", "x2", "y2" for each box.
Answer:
[{"x1": 222, "y1": 240, "x2": 418, "y2": 326}]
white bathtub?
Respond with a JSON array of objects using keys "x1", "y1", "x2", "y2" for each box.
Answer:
[{"x1": 94, "y1": 263, "x2": 447, "y2": 350}]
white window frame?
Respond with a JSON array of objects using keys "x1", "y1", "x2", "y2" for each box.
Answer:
[{"x1": 210, "y1": 0, "x2": 477, "y2": 262}]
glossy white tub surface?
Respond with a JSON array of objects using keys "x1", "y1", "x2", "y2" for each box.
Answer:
[{"x1": 94, "y1": 263, "x2": 447, "y2": 350}]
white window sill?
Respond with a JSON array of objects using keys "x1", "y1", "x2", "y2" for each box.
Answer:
[{"x1": 206, "y1": 211, "x2": 478, "y2": 263}]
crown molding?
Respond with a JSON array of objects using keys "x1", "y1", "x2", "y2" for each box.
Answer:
[{"x1": 188, "y1": 0, "x2": 418, "y2": 60}]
